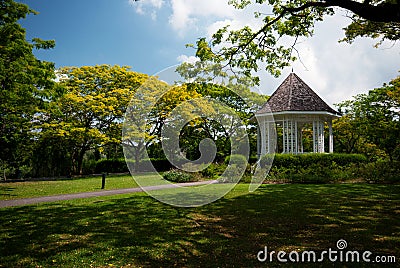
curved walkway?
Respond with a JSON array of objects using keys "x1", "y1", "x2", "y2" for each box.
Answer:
[{"x1": 0, "y1": 180, "x2": 218, "y2": 208}]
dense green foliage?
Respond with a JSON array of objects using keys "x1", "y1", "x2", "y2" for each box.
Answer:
[
  {"x1": 200, "y1": 163, "x2": 227, "y2": 179},
  {"x1": 162, "y1": 169, "x2": 195, "y2": 183},
  {"x1": 258, "y1": 153, "x2": 400, "y2": 183},
  {"x1": 94, "y1": 158, "x2": 130, "y2": 174},
  {"x1": 219, "y1": 154, "x2": 248, "y2": 183},
  {"x1": 176, "y1": 83, "x2": 266, "y2": 162},
  {"x1": 39, "y1": 65, "x2": 148, "y2": 175},
  {"x1": 335, "y1": 76, "x2": 400, "y2": 161},
  {"x1": 262, "y1": 153, "x2": 368, "y2": 183},
  {"x1": 94, "y1": 158, "x2": 172, "y2": 174},
  {"x1": 0, "y1": 0, "x2": 55, "y2": 178},
  {"x1": 260, "y1": 153, "x2": 368, "y2": 168},
  {"x1": 359, "y1": 160, "x2": 400, "y2": 183}
]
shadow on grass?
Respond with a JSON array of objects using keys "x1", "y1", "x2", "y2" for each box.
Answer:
[
  {"x1": 0, "y1": 186, "x2": 16, "y2": 198},
  {"x1": 0, "y1": 184, "x2": 399, "y2": 267}
]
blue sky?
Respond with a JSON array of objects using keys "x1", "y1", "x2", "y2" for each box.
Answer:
[
  {"x1": 20, "y1": 0, "x2": 189, "y2": 75},
  {"x1": 20, "y1": 0, "x2": 399, "y2": 105}
]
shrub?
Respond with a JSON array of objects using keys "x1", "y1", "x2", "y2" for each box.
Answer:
[
  {"x1": 95, "y1": 158, "x2": 172, "y2": 173},
  {"x1": 0, "y1": 164, "x2": 33, "y2": 180},
  {"x1": 260, "y1": 153, "x2": 368, "y2": 184},
  {"x1": 219, "y1": 155, "x2": 248, "y2": 183},
  {"x1": 133, "y1": 158, "x2": 172, "y2": 172},
  {"x1": 149, "y1": 158, "x2": 173, "y2": 172},
  {"x1": 135, "y1": 159, "x2": 152, "y2": 172},
  {"x1": 82, "y1": 159, "x2": 97, "y2": 174},
  {"x1": 359, "y1": 161, "x2": 400, "y2": 183},
  {"x1": 249, "y1": 156, "x2": 258, "y2": 164},
  {"x1": 201, "y1": 163, "x2": 226, "y2": 179},
  {"x1": 163, "y1": 169, "x2": 194, "y2": 183},
  {"x1": 260, "y1": 153, "x2": 367, "y2": 169},
  {"x1": 219, "y1": 164, "x2": 243, "y2": 183},
  {"x1": 95, "y1": 158, "x2": 128, "y2": 173},
  {"x1": 224, "y1": 154, "x2": 248, "y2": 166}
]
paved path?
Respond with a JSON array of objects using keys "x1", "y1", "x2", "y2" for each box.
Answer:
[{"x1": 0, "y1": 180, "x2": 218, "y2": 208}]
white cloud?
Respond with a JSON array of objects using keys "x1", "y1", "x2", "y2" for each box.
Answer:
[
  {"x1": 206, "y1": 19, "x2": 240, "y2": 39},
  {"x1": 255, "y1": 12, "x2": 399, "y2": 107},
  {"x1": 168, "y1": 0, "x2": 236, "y2": 35},
  {"x1": 177, "y1": 54, "x2": 199, "y2": 64},
  {"x1": 130, "y1": 0, "x2": 164, "y2": 20},
  {"x1": 131, "y1": 1, "x2": 399, "y2": 105},
  {"x1": 298, "y1": 14, "x2": 399, "y2": 105}
]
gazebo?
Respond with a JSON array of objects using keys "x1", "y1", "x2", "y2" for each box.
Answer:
[{"x1": 256, "y1": 72, "x2": 341, "y2": 155}]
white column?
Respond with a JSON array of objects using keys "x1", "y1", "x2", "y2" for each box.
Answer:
[
  {"x1": 257, "y1": 124, "x2": 261, "y2": 156},
  {"x1": 267, "y1": 122, "x2": 271, "y2": 154},
  {"x1": 317, "y1": 120, "x2": 325, "y2": 153},
  {"x1": 289, "y1": 120, "x2": 293, "y2": 153},
  {"x1": 312, "y1": 119, "x2": 324, "y2": 153},
  {"x1": 329, "y1": 120, "x2": 333, "y2": 153},
  {"x1": 260, "y1": 120, "x2": 266, "y2": 155},
  {"x1": 294, "y1": 121, "x2": 298, "y2": 154},
  {"x1": 289, "y1": 119, "x2": 294, "y2": 153},
  {"x1": 312, "y1": 120, "x2": 317, "y2": 153},
  {"x1": 298, "y1": 124, "x2": 303, "y2": 153},
  {"x1": 286, "y1": 120, "x2": 289, "y2": 153},
  {"x1": 270, "y1": 122, "x2": 276, "y2": 153},
  {"x1": 282, "y1": 120, "x2": 286, "y2": 153}
]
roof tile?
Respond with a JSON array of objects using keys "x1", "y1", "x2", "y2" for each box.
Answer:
[{"x1": 256, "y1": 73, "x2": 340, "y2": 115}]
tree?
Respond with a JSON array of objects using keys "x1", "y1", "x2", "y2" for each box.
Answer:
[
  {"x1": 336, "y1": 75, "x2": 400, "y2": 161},
  {"x1": 332, "y1": 114, "x2": 386, "y2": 158},
  {"x1": 40, "y1": 65, "x2": 148, "y2": 174},
  {"x1": 332, "y1": 114, "x2": 361, "y2": 153},
  {"x1": 123, "y1": 80, "x2": 202, "y2": 170},
  {"x1": 188, "y1": 83, "x2": 267, "y2": 159},
  {"x1": 0, "y1": 0, "x2": 55, "y2": 178},
  {"x1": 190, "y1": 0, "x2": 400, "y2": 81},
  {"x1": 123, "y1": 77, "x2": 170, "y2": 170},
  {"x1": 176, "y1": 62, "x2": 268, "y2": 160}
]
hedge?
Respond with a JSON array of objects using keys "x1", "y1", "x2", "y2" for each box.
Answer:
[
  {"x1": 94, "y1": 158, "x2": 172, "y2": 173},
  {"x1": 163, "y1": 169, "x2": 195, "y2": 183},
  {"x1": 255, "y1": 153, "x2": 369, "y2": 184},
  {"x1": 94, "y1": 158, "x2": 128, "y2": 173},
  {"x1": 358, "y1": 160, "x2": 400, "y2": 183},
  {"x1": 260, "y1": 153, "x2": 368, "y2": 169}
]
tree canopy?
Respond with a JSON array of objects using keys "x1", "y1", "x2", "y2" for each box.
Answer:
[
  {"x1": 0, "y1": 0, "x2": 55, "y2": 177},
  {"x1": 335, "y1": 75, "x2": 400, "y2": 160},
  {"x1": 39, "y1": 65, "x2": 148, "y2": 174},
  {"x1": 192, "y1": 0, "x2": 400, "y2": 81}
]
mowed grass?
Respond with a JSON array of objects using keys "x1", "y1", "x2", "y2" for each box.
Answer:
[
  {"x1": 0, "y1": 183, "x2": 399, "y2": 267},
  {"x1": 0, "y1": 174, "x2": 139, "y2": 200}
]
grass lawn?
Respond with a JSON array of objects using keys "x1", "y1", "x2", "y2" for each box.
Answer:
[
  {"x1": 0, "y1": 183, "x2": 399, "y2": 267},
  {"x1": 0, "y1": 174, "x2": 139, "y2": 200}
]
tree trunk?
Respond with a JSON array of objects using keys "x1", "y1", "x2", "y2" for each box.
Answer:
[
  {"x1": 77, "y1": 147, "x2": 88, "y2": 175},
  {"x1": 134, "y1": 147, "x2": 141, "y2": 172}
]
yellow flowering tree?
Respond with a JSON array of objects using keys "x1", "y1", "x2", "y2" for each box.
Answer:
[
  {"x1": 123, "y1": 79, "x2": 202, "y2": 171},
  {"x1": 40, "y1": 65, "x2": 148, "y2": 174}
]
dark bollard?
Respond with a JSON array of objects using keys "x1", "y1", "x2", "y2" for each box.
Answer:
[
  {"x1": 101, "y1": 173, "x2": 106, "y2": 189},
  {"x1": 16, "y1": 169, "x2": 22, "y2": 180}
]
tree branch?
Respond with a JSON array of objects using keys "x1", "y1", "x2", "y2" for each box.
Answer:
[
  {"x1": 287, "y1": 0, "x2": 400, "y2": 23},
  {"x1": 223, "y1": 0, "x2": 399, "y2": 64}
]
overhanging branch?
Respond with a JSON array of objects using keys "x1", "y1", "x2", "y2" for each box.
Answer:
[
  {"x1": 287, "y1": 0, "x2": 400, "y2": 23},
  {"x1": 222, "y1": 0, "x2": 399, "y2": 63}
]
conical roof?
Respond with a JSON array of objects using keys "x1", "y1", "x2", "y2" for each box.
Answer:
[{"x1": 256, "y1": 73, "x2": 340, "y2": 116}]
